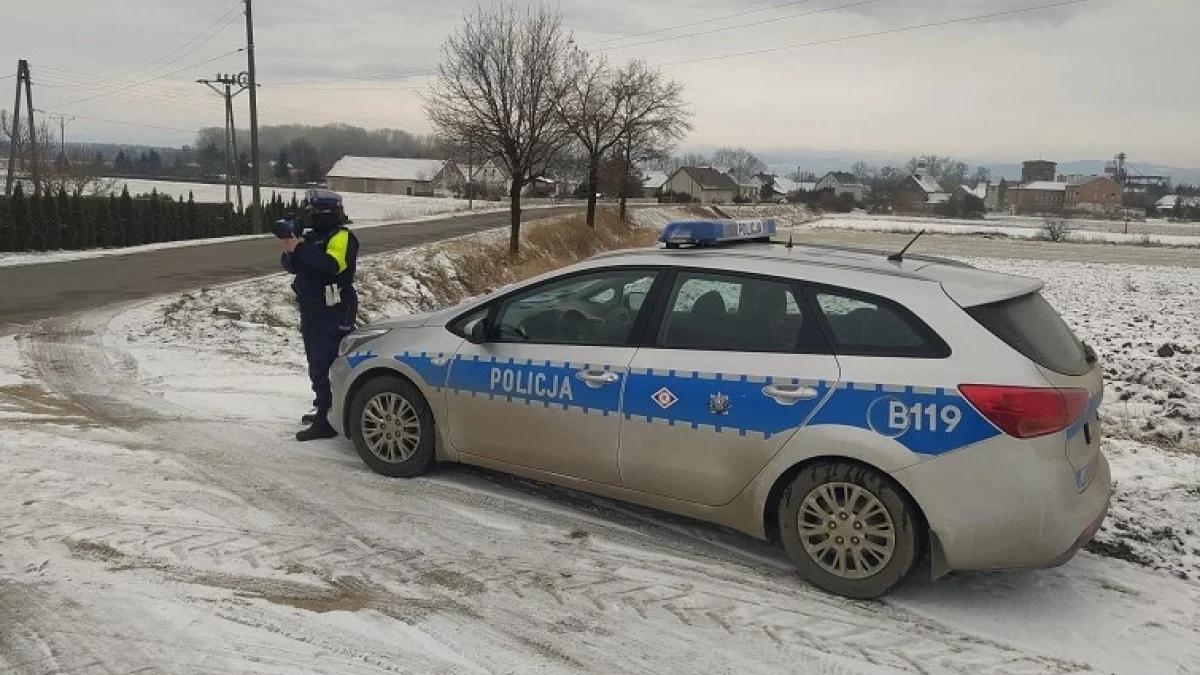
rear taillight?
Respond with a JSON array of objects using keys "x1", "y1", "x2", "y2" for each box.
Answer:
[{"x1": 958, "y1": 385, "x2": 1090, "y2": 439}]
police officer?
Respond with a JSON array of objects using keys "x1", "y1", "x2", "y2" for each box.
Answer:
[{"x1": 280, "y1": 189, "x2": 359, "y2": 441}]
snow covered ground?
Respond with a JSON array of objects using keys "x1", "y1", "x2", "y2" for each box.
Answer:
[
  {"x1": 821, "y1": 211, "x2": 1200, "y2": 238},
  {"x1": 812, "y1": 214, "x2": 1200, "y2": 247},
  {"x1": 2, "y1": 216, "x2": 1199, "y2": 673}
]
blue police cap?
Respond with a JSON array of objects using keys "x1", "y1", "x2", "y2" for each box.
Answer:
[{"x1": 305, "y1": 189, "x2": 343, "y2": 213}]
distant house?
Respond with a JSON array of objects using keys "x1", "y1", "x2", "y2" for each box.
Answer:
[
  {"x1": 754, "y1": 173, "x2": 805, "y2": 201},
  {"x1": 813, "y1": 171, "x2": 868, "y2": 202},
  {"x1": 895, "y1": 170, "x2": 949, "y2": 212},
  {"x1": 476, "y1": 159, "x2": 510, "y2": 191},
  {"x1": 1008, "y1": 181, "x2": 1067, "y2": 214},
  {"x1": 1065, "y1": 176, "x2": 1123, "y2": 215},
  {"x1": 984, "y1": 178, "x2": 1011, "y2": 212},
  {"x1": 1156, "y1": 194, "x2": 1200, "y2": 215},
  {"x1": 736, "y1": 176, "x2": 764, "y2": 203},
  {"x1": 641, "y1": 170, "x2": 668, "y2": 199},
  {"x1": 662, "y1": 166, "x2": 739, "y2": 204},
  {"x1": 325, "y1": 156, "x2": 464, "y2": 196}
]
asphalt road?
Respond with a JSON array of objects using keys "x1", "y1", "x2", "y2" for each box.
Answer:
[{"x1": 0, "y1": 206, "x2": 579, "y2": 326}]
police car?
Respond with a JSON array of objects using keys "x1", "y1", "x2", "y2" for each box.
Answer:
[{"x1": 329, "y1": 219, "x2": 1110, "y2": 598}]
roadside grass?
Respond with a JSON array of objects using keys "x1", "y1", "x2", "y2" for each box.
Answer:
[{"x1": 432, "y1": 208, "x2": 660, "y2": 301}]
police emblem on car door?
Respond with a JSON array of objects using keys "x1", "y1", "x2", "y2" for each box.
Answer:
[
  {"x1": 446, "y1": 268, "x2": 660, "y2": 485},
  {"x1": 620, "y1": 270, "x2": 841, "y2": 506}
]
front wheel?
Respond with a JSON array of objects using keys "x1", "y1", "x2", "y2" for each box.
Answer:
[
  {"x1": 348, "y1": 375, "x2": 435, "y2": 478},
  {"x1": 778, "y1": 461, "x2": 921, "y2": 598}
]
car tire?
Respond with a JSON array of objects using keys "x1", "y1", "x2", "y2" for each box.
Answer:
[
  {"x1": 348, "y1": 375, "x2": 436, "y2": 478},
  {"x1": 778, "y1": 461, "x2": 920, "y2": 599}
]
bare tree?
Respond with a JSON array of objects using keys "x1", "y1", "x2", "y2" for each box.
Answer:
[
  {"x1": 970, "y1": 165, "x2": 993, "y2": 185},
  {"x1": 424, "y1": 3, "x2": 575, "y2": 255},
  {"x1": 711, "y1": 147, "x2": 765, "y2": 180},
  {"x1": 851, "y1": 160, "x2": 875, "y2": 182},
  {"x1": 557, "y1": 52, "x2": 627, "y2": 226},
  {"x1": 612, "y1": 61, "x2": 692, "y2": 220}
]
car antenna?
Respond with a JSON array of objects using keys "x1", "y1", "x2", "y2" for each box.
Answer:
[{"x1": 887, "y1": 230, "x2": 926, "y2": 262}]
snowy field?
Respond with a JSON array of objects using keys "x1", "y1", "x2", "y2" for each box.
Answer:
[
  {"x1": 811, "y1": 214, "x2": 1200, "y2": 247},
  {"x1": 2, "y1": 215, "x2": 1200, "y2": 673},
  {"x1": 820, "y1": 211, "x2": 1200, "y2": 238}
]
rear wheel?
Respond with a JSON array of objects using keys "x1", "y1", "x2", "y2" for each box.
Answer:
[
  {"x1": 348, "y1": 375, "x2": 435, "y2": 478},
  {"x1": 778, "y1": 461, "x2": 920, "y2": 598}
]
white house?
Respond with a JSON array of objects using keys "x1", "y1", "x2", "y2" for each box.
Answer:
[
  {"x1": 661, "y1": 166, "x2": 740, "y2": 204},
  {"x1": 325, "y1": 156, "x2": 464, "y2": 196},
  {"x1": 641, "y1": 170, "x2": 669, "y2": 198},
  {"x1": 813, "y1": 171, "x2": 868, "y2": 202}
]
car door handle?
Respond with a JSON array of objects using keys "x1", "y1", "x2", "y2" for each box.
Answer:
[
  {"x1": 762, "y1": 384, "x2": 820, "y2": 405},
  {"x1": 576, "y1": 370, "x2": 620, "y2": 388}
]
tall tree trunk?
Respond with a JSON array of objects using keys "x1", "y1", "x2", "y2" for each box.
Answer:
[
  {"x1": 508, "y1": 179, "x2": 523, "y2": 257},
  {"x1": 585, "y1": 157, "x2": 599, "y2": 228}
]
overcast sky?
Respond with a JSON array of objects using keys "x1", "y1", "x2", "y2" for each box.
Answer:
[{"x1": 4, "y1": 0, "x2": 1197, "y2": 167}]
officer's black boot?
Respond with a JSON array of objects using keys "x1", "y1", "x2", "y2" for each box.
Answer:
[{"x1": 295, "y1": 417, "x2": 337, "y2": 442}]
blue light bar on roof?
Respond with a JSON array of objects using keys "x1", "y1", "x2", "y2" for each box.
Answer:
[{"x1": 659, "y1": 218, "x2": 777, "y2": 247}]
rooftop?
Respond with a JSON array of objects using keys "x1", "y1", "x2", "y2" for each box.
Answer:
[
  {"x1": 676, "y1": 166, "x2": 740, "y2": 191},
  {"x1": 1020, "y1": 181, "x2": 1068, "y2": 192},
  {"x1": 326, "y1": 156, "x2": 450, "y2": 181}
]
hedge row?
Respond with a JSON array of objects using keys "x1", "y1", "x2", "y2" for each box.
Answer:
[{"x1": 0, "y1": 185, "x2": 301, "y2": 253}]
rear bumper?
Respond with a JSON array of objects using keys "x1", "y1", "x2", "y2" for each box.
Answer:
[
  {"x1": 893, "y1": 447, "x2": 1111, "y2": 572},
  {"x1": 1043, "y1": 487, "x2": 1109, "y2": 569}
]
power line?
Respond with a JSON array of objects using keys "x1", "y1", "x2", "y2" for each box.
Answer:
[
  {"x1": 657, "y1": 0, "x2": 1098, "y2": 67},
  {"x1": 48, "y1": 49, "x2": 245, "y2": 109},
  {"x1": 91, "y1": 2, "x2": 245, "y2": 90},
  {"x1": 33, "y1": 109, "x2": 197, "y2": 134},
  {"x1": 599, "y1": 0, "x2": 883, "y2": 52},
  {"x1": 585, "y1": 0, "x2": 824, "y2": 46}
]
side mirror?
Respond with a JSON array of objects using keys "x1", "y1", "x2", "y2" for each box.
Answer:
[{"x1": 463, "y1": 318, "x2": 489, "y2": 345}]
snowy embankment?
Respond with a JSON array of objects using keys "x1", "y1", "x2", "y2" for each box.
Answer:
[{"x1": 814, "y1": 213, "x2": 1200, "y2": 247}]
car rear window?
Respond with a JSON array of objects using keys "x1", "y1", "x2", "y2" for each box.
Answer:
[
  {"x1": 966, "y1": 292, "x2": 1090, "y2": 376},
  {"x1": 811, "y1": 289, "x2": 949, "y2": 358}
]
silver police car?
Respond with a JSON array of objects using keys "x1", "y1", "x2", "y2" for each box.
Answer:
[{"x1": 329, "y1": 219, "x2": 1110, "y2": 598}]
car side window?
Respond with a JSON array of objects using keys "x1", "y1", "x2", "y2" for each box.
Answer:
[
  {"x1": 490, "y1": 269, "x2": 657, "y2": 346},
  {"x1": 656, "y1": 271, "x2": 822, "y2": 353},
  {"x1": 812, "y1": 289, "x2": 949, "y2": 358}
]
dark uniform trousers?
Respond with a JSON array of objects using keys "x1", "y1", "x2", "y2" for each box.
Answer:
[
  {"x1": 282, "y1": 225, "x2": 359, "y2": 417},
  {"x1": 300, "y1": 304, "x2": 354, "y2": 414}
]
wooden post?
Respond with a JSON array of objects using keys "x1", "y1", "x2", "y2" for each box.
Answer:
[
  {"x1": 22, "y1": 60, "x2": 39, "y2": 194},
  {"x1": 5, "y1": 60, "x2": 23, "y2": 196},
  {"x1": 244, "y1": 0, "x2": 263, "y2": 233}
]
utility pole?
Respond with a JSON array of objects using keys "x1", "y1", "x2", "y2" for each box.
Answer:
[
  {"x1": 23, "y1": 60, "x2": 38, "y2": 194},
  {"x1": 467, "y1": 144, "x2": 473, "y2": 210},
  {"x1": 48, "y1": 113, "x2": 73, "y2": 157},
  {"x1": 243, "y1": 0, "x2": 263, "y2": 233},
  {"x1": 5, "y1": 60, "x2": 38, "y2": 196},
  {"x1": 198, "y1": 73, "x2": 249, "y2": 212}
]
